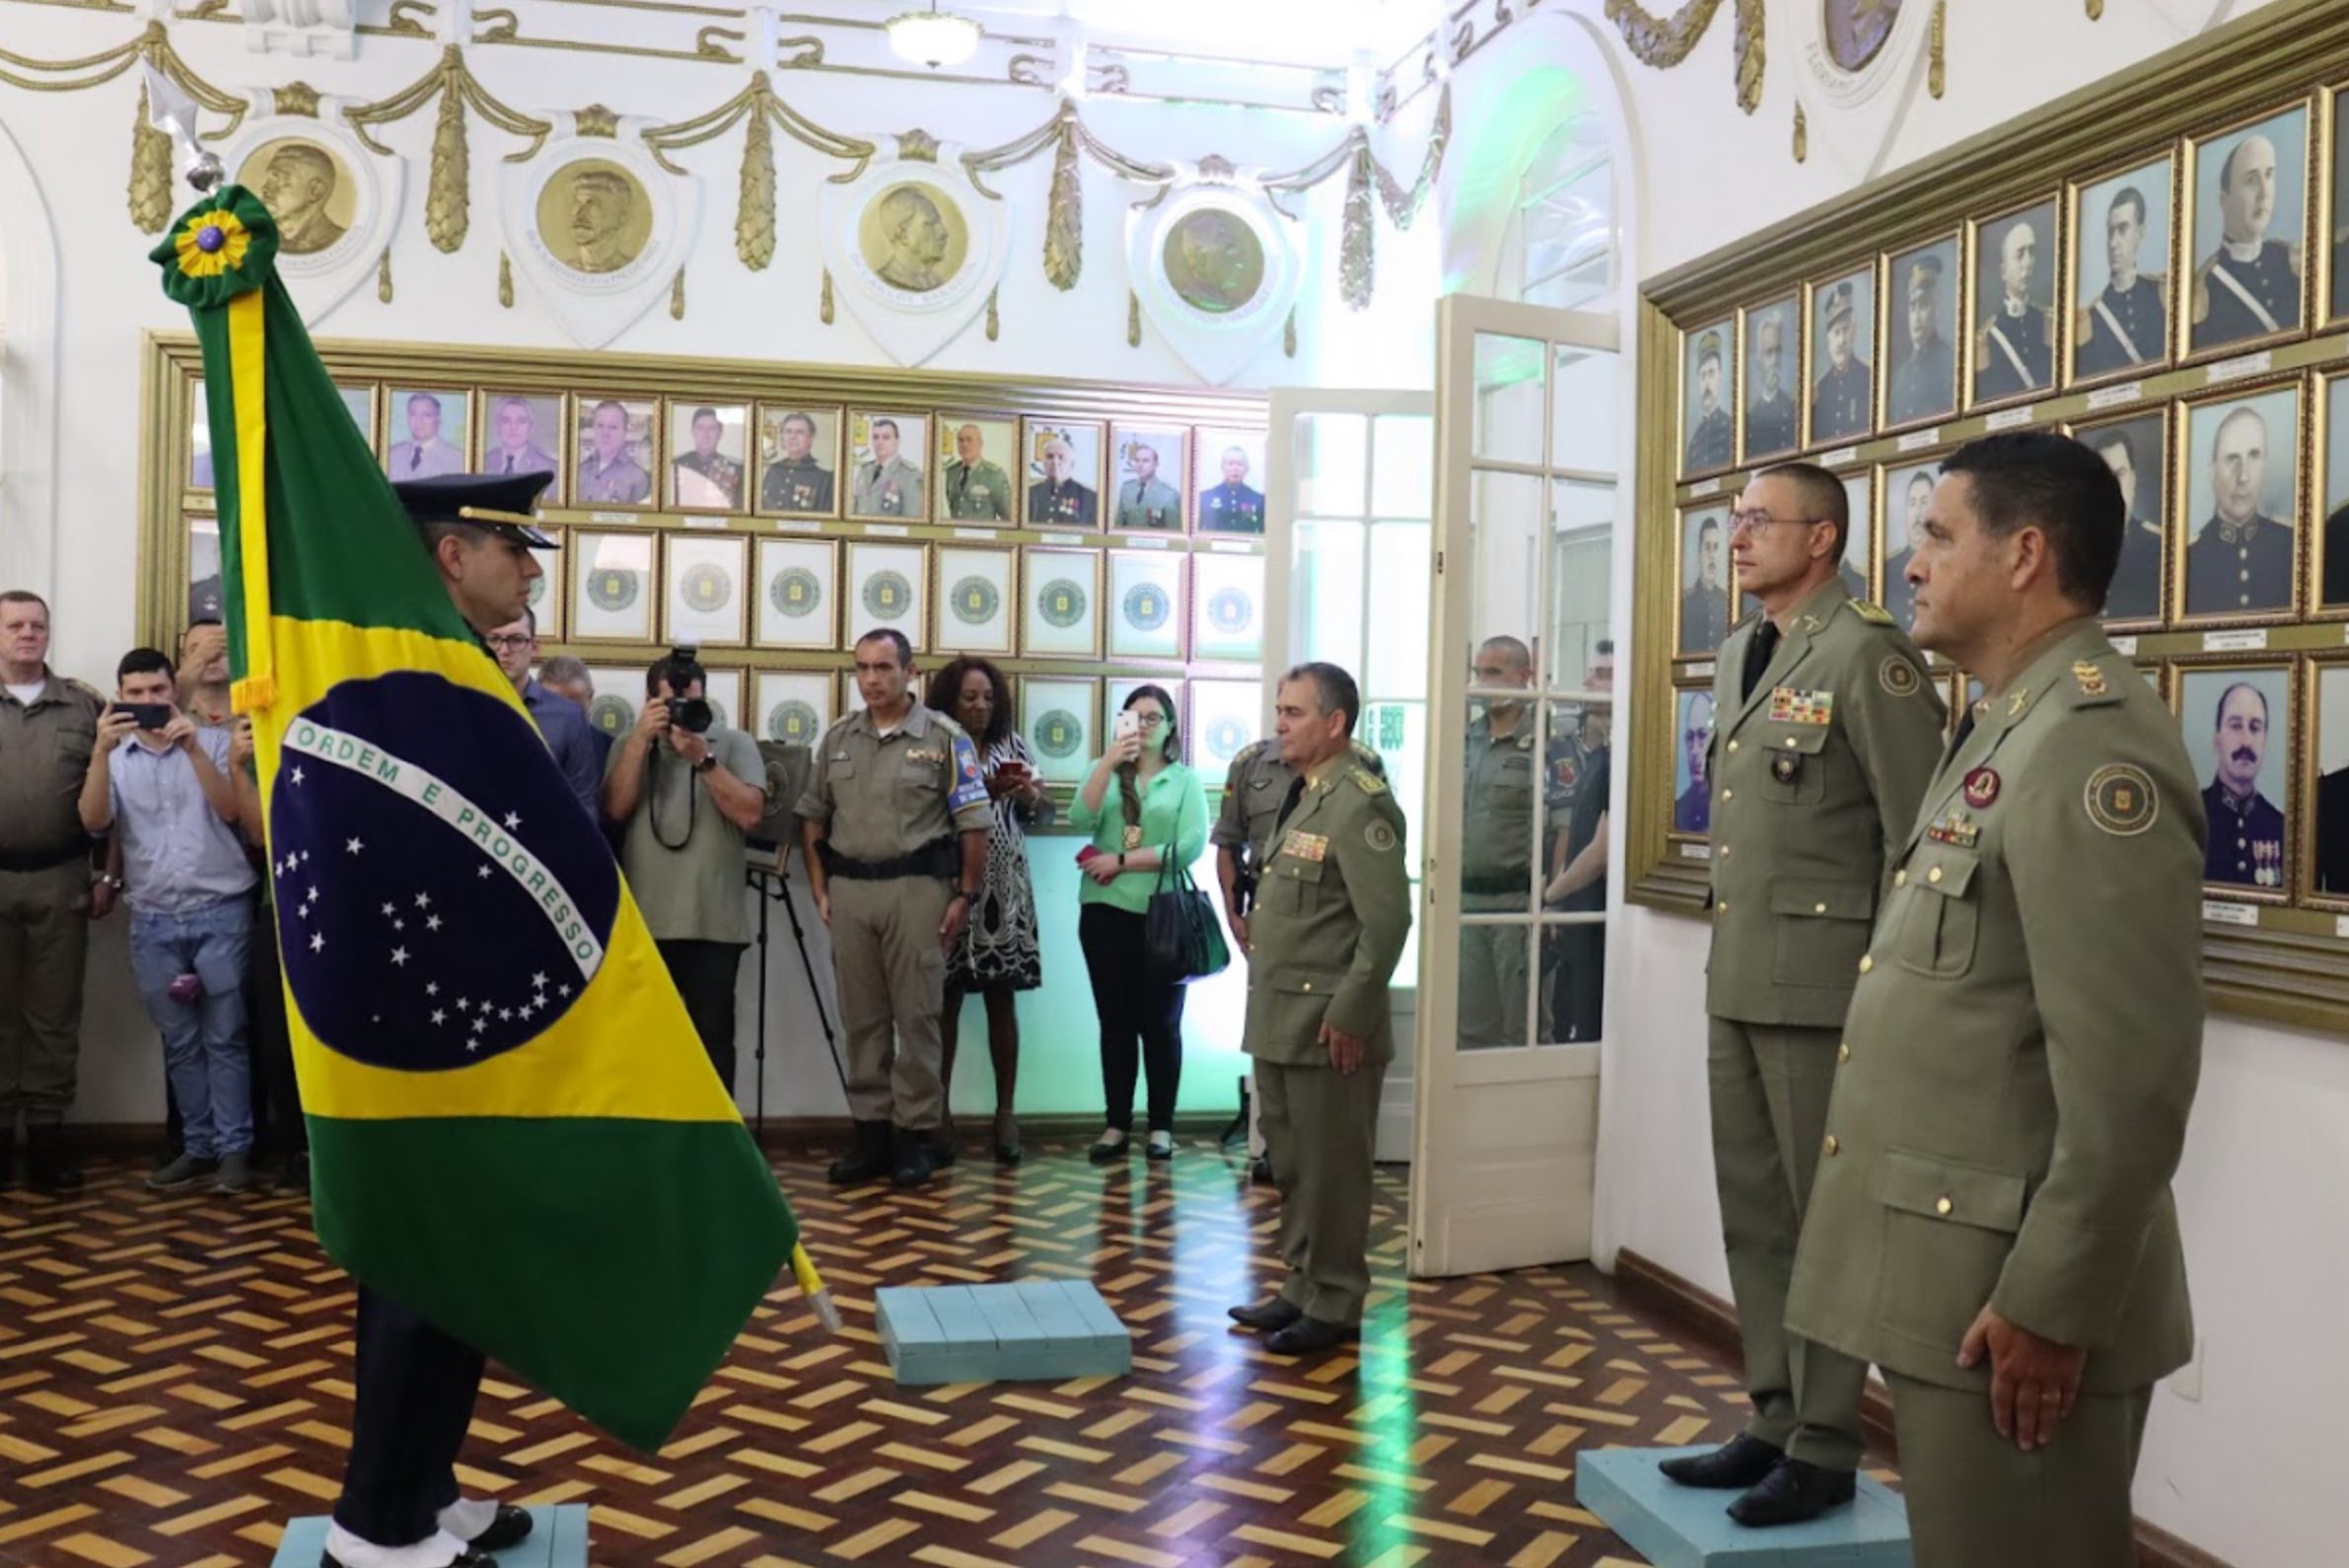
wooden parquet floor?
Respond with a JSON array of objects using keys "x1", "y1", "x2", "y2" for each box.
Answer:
[{"x1": 0, "y1": 1141, "x2": 1766, "y2": 1568}]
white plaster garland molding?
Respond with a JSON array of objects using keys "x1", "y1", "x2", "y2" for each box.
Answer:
[
  {"x1": 818, "y1": 135, "x2": 1013, "y2": 368},
  {"x1": 498, "y1": 110, "x2": 701, "y2": 349}
]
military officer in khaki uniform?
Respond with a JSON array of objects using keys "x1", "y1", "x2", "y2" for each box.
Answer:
[
  {"x1": 1215, "y1": 736, "x2": 1386, "y2": 961},
  {"x1": 1458, "y1": 636, "x2": 1539, "y2": 1045},
  {"x1": 1786, "y1": 432, "x2": 2204, "y2": 1568},
  {"x1": 0, "y1": 591, "x2": 105, "y2": 1194},
  {"x1": 1665, "y1": 463, "x2": 1946, "y2": 1526},
  {"x1": 799, "y1": 629, "x2": 993, "y2": 1189},
  {"x1": 940, "y1": 424, "x2": 1013, "y2": 522},
  {"x1": 1227, "y1": 663, "x2": 1410, "y2": 1358}
]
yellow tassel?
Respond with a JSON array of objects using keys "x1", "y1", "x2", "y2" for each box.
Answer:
[{"x1": 232, "y1": 675, "x2": 277, "y2": 715}]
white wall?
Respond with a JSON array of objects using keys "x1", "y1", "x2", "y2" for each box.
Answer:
[
  {"x1": 1440, "y1": 3, "x2": 2317, "y2": 1565},
  {"x1": 0, "y1": 9, "x2": 1438, "y2": 1125}
]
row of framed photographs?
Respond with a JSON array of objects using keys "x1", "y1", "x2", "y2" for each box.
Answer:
[
  {"x1": 1678, "y1": 85, "x2": 2349, "y2": 477},
  {"x1": 184, "y1": 379, "x2": 1269, "y2": 535},
  {"x1": 1672, "y1": 369, "x2": 2349, "y2": 657},
  {"x1": 184, "y1": 520, "x2": 1267, "y2": 666},
  {"x1": 1669, "y1": 655, "x2": 2349, "y2": 910},
  {"x1": 572, "y1": 666, "x2": 1270, "y2": 789}
]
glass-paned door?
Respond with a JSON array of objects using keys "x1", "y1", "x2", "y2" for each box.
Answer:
[{"x1": 1411, "y1": 295, "x2": 1619, "y2": 1277}]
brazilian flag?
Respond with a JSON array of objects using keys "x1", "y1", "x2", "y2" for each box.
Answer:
[{"x1": 153, "y1": 188, "x2": 797, "y2": 1451}]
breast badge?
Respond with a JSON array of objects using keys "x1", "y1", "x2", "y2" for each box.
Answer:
[
  {"x1": 1962, "y1": 767, "x2": 2000, "y2": 809},
  {"x1": 1767, "y1": 686, "x2": 1835, "y2": 725}
]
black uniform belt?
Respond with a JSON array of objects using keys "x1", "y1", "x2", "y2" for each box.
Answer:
[
  {"x1": 821, "y1": 837, "x2": 958, "y2": 881},
  {"x1": 0, "y1": 843, "x2": 86, "y2": 874},
  {"x1": 1460, "y1": 872, "x2": 1530, "y2": 896}
]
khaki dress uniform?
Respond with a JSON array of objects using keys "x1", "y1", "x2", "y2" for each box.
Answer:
[
  {"x1": 942, "y1": 460, "x2": 1013, "y2": 522},
  {"x1": 1245, "y1": 762, "x2": 1411, "y2": 1326},
  {"x1": 797, "y1": 703, "x2": 993, "y2": 1132},
  {"x1": 1459, "y1": 713, "x2": 1537, "y2": 1045},
  {"x1": 0, "y1": 674, "x2": 103, "y2": 1136},
  {"x1": 1706, "y1": 578, "x2": 1946, "y2": 1472},
  {"x1": 1214, "y1": 739, "x2": 1386, "y2": 886},
  {"x1": 1785, "y1": 618, "x2": 2203, "y2": 1567}
]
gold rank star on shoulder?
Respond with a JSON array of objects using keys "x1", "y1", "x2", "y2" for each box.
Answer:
[{"x1": 2072, "y1": 661, "x2": 2108, "y2": 699}]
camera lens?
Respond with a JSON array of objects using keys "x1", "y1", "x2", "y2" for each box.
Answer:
[{"x1": 674, "y1": 698, "x2": 714, "y2": 735}]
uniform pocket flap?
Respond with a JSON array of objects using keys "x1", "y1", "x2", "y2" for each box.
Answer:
[
  {"x1": 1273, "y1": 855, "x2": 1327, "y2": 883},
  {"x1": 1905, "y1": 845, "x2": 1979, "y2": 897},
  {"x1": 1768, "y1": 879, "x2": 1875, "y2": 921},
  {"x1": 1272, "y1": 968, "x2": 1345, "y2": 996},
  {"x1": 1761, "y1": 723, "x2": 1831, "y2": 756},
  {"x1": 1879, "y1": 1148, "x2": 2027, "y2": 1233}
]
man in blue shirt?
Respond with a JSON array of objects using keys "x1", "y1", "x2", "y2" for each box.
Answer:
[
  {"x1": 77, "y1": 648, "x2": 260, "y2": 1193},
  {"x1": 486, "y1": 608, "x2": 604, "y2": 825}
]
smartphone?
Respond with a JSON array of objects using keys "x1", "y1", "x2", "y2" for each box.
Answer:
[
  {"x1": 994, "y1": 758, "x2": 1032, "y2": 783},
  {"x1": 1113, "y1": 710, "x2": 1142, "y2": 744},
  {"x1": 1075, "y1": 844, "x2": 1103, "y2": 866},
  {"x1": 110, "y1": 702, "x2": 175, "y2": 730}
]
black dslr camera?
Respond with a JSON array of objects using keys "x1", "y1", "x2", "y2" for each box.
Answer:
[{"x1": 653, "y1": 646, "x2": 714, "y2": 733}]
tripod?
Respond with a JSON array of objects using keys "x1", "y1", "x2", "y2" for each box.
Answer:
[{"x1": 747, "y1": 843, "x2": 849, "y2": 1139}]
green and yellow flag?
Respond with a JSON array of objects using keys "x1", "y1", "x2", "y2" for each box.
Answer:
[{"x1": 153, "y1": 188, "x2": 798, "y2": 1451}]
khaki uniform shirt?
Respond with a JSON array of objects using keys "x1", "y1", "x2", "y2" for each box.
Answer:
[
  {"x1": 1707, "y1": 578, "x2": 1946, "y2": 1027},
  {"x1": 1213, "y1": 740, "x2": 1383, "y2": 871},
  {"x1": 1243, "y1": 764, "x2": 1412, "y2": 1067},
  {"x1": 796, "y1": 702, "x2": 992, "y2": 863},
  {"x1": 0, "y1": 673, "x2": 102, "y2": 858},
  {"x1": 1461, "y1": 713, "x2": 1537, "y2": 889},
  {"x1": 1785, "y1": 619, "x2": 2203, "y2": 1393}
]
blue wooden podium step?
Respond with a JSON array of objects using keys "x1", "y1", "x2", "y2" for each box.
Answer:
[
  {"x1": 877, "y1": 1279, "x2": 1132, "y2": 1386},
  {"x1": 1577, "y1": 1447, "x2": 1913, "y2": 1567},
  {"x1": 271, "y1": 1504, "x2": 589, "y2": 1568}
]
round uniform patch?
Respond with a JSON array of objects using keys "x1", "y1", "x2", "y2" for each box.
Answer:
[
  {"x1": 1880, "y1": 656, "x2": 1921, "y2": 697},
  {"x1": 2085, "y1": 762, "x2": 2159, "y2": 836},
  {"x1": 1365, "y1": 819, "x2": 1398, "y2": 853}
]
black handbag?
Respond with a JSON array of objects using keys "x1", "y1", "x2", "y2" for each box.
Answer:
[{"x1": 1143, "y1": 790, "x2": 1230, "y2": 985}]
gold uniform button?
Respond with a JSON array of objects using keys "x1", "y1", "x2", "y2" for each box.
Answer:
[
  {"x1": 1837, "y1": 1042, "x2": 1851, "y2": 1063},
  {"x1": 1718, "y1": 901, "x2": 1730, "y2": 914},
  {"x1": 1784, "y1": 736, "x2": 1799, "y2": 748},
  {"x1": 1718, "y1": 845, "x2": 1731, "y2": 858},
  {"x1": 1301, "y1": 981, "x2": 1315, "y2": 992},
  {"x1": 1727, "y1": 740, "x2": 1740, "y2": 753},
  {"x1": 1823, "y1": 1135, "x2": 1840, "y2": 1156},
  {"x1": 1814, "y1": 901, "x2": 1827, "y2": 913},
  {"x1": 1858, "y1": 955, "x2": 1874, "y2": 974},
  {"x1": 1927, "y1": 866, "x2": 1944, "y2": 885},
  {"x1": 1893, "y1": 869, "x2": 1907, "y2": 888},
  {"x1": 1722, "y1": 789, "x2": 1735, "y2": 801},
  {"x1": 1935, "y1": 1196, "x2": 1954, "y2": 1217}
]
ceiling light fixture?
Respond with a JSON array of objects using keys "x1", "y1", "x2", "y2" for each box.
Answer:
[{"x1": 885, "y1": 2, "x2": 983, "y2": 69}]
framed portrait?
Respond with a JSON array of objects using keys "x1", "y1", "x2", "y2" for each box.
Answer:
[
  {"x1": 186, "y1": 514, "x2": 223, "y2": 623},
  {"x1": 574, "y1": 396, "x2": 658, "y2": 509},
  {"x1": 754, "y1": 404, "x2": 842, "y2": 518},
  {"x1": 1671, "y1": 685, "x2": 1717, "y2": 838},
  {"x1": 1107, "y1": 550, "x2": 1186, "y2": 662},
  {"x1": 667, "y1": 401, "x2": 750, "y2": 514},
  {"x1": 335, "y1": 383, "x2": 379, "y2": 459},
  {"x1": 1020, "y1": 546, "x2": 1103, "y2": 660},
  {"x1": 1883, "y1": 235, "x2": 1961, "y2": 429},
  {"x1": 844, "y1": 540, "x2": 929, "y2": 652},
  {"x1": 2317, "y1": 371, "x2": 2349, "y2": 615},
  {"x1": 845, "y1": 410, "x2": 928, "y2": 523},
  {"x1": 2176, "y1": 661, "x2": 2295, "y2": 898},
  {"x1": 662, "y1": 534, "x2": 749, "y2": 648},
  {"x1": 1679, "y1": 317, "x2": 1737, "y2": 477},
  {"x1": 934, "y1": 414, "x2": 1020, "y2": 525},
  {"x1": 2069, "y1": 409, "x2": 2170, "y2": 626},
  {"x1": 755, "y1": 670, "x2": 837, "y2": 750},
  {"x1": 2066, "y1": 154, "x2": 2176, "y2": 385},
  {"x1": 2138, "y1": 661, "x2": 2171, "y2": 701},
  {"x1": 188, "y1": 380, "x2": 215, "y2": 491},
  {"x1": 1839, "y1": 469, "x2": 1876, "y2": 604},
  {"x1": 385, "y1": 388, "x2": 469, "y2": 481},
  {"x1": 1804, "y1": 265, "x2": 1876, "y2": 447},
  {"x1": 1881, "y1": 456, "x2": 1946, "y2": 631},
  {"x1": 478, "y1": 392, "x2": 564, "y2": 493},
  {"x1": 1195, "y1": 428, "x2": 1269, "y2": 535},
  {"x1": 2307, "y1": 659, "x2": 2349, "y2": 900},
  {"x1": 696, "y1": 667, "x2": 746, "y2": 734},
  {"x1": 583, "y1": 664, "x2": 651, "y2": 744},
  {"x1": 933, "y1": 543, "x2": 1017, "y2": 656},
  {"x1": 1966, "y1": 197, "x2": 2060, "y2": 408},
  {"x1": 1108, "y1": 425, "x2": 1190, "y2": 532},
  {"x1": 1020, "y1": 676, "x2": 1100, "y2": 786},
  {"x1": 569, "y1": 530, "x2": 658, "y2": 644},
  {"x1": 753, "y1": 537, "x2": 839, "y2": 651},
  {"x1": 2330, "y1": 85, "x2": 2349, "y2": 327},
  {"x1": 524, "y1": 530, "x2": 565, "y2": 643},
  {"x1": 1023, "y1": 418, "x2": 1105, "y2": 531},
  {"x1": 1188, "y1": 678, "x2": 1264, "y2": 777},
  {"x1": 1191, "y1": 550, "x2": 1266, "y2": 663},
  {"x1": 1673, "y1": 504, "x2": 1732, "y2": 657},
  {"x1": 2185, "y1": 100, "x2": 2313, "y2": 360},
  {"x1": 1739, "y1": 295, "x2": 1803, "y2": 464},
  {"x1": 2177, "y1": 382, "x2": 2303, "y2": 626}
]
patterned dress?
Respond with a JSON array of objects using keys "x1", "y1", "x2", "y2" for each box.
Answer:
[{"x1": 949, "y1": 734, "x2": 1047, "y2": 992}]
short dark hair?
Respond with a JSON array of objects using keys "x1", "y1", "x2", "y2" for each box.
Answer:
[
  {"x1": 0, "y1": 590, "x2": 50, "y2": 617},
  {"x1": 645, "y1": 649, "x2": 706, "y2": 697},
  {"x1": 1697, "y1": 515, "x2": 1722, "y2": 541},
  {"x1": 1757, "y1": 461, "x2": 1850, "y2": 566},
  {"x1": 926, "y1": 656, "x2": 1013, "y2": 748},
  {"x1": 117, "y1": 647, "x2": 174, "y2": 683},
  {"x1": 781, "y1": 411, "x2": 817, "y2": 436},
  {"x1": 2088, "y1": 427, "x2": 2138, "y2": 471},
  {"x1": 1939, "y1": 431, "x2": 2123, "y2": 609},
  {"x1": 854, "y1": 627, "x2": 914, "y2": 670},
  {"x1": 2214, "y1": 680, "x2": 2268, "y2": 731},
  {"x1": 1281, "y1": 661, "x2": 1361, "y2": 737},
  {"x1": 540, "y1": 656, "x2": 590, "y2": 688},
  {"x1": 871, "y1": 418, "x2": 899, "y2": 439},
  {"x1": 691, "y1": 406, "x2": 720, "y2": 425},
  {"x1": 2108, "y1": 184, "x2": 2147, "y2": 229},
  {"x1": 1595, "y1": 638, "x2": 1614, "y2": 657}
]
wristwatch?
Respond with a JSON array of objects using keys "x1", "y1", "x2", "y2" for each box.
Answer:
[
  {"x1": 954, "y1": 887, "x2": 979, "y2": 901},
  {"x1": 693, "y1": 753, "x2": 718, "y2": 775}
]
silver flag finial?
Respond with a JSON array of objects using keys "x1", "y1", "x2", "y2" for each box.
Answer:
[{"x1": 143, "y1": 60, "x2": 224, "y2": 193}]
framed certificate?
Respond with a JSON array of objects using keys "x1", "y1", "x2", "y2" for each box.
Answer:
[
  {"x1": 1020, "y1": 676, "x2": 1100, "y2": 786},
  {"x1": 696, "y1": 667, "x2": 746, "y2": 733},
  {"x1": 1021, "y1": 546, "x2": 1103, "y2": 659},
  {"x1": 755, "y1": 670, "x2": 836, "y2": 749},
  {"x1": 934, "y1": 543, "x2": 1018, "y2": 656},
  {"x1": 524, "y1": 529, "x2": 565, "y2": 643},
  {"x1": 663, "y1": 534, "x2": 750, "y2": 647},
  {"x1": 1189, "y1": 550, "x2": 1264, "y2": 663},
  {"x1": 754, "y1": 538, "x2": 840, "y2": 650},
  {"x1": 583, "y1": 665, "x2": 650, "y2": 743},
  {"x1": 1107, "y1": 549, "x2": 1185, "y2": 661},
  {"x1": 570, "y1": 530, "x2": 658, "y2": 644},
  {"x1": 845, "y1": 539, "x2": 930, "y2": 652},
  {"x1": 1188, "y1": 677, "x2": 1264, "y2": 776}
]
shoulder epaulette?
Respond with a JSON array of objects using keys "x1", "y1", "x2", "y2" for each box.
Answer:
[
  {"x1": 1844, "y1": 599, "x2": 1894, "y2": 626},
  {"x1": 65, "y1": 678, "x2": 105, "y2": 707},
  {"x1": 1350, "y1": 767, "x2": 1388, "y2": 795},
  {"x1": 2064, "y1": 659, "x2": 2125, "y2": 709},
  {"x1": 1346, "y1": 738, "x2": 1388, "y2": 777}
]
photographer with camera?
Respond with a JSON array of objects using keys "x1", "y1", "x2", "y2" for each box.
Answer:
[{"x1": 602, "y1": 649, "x2": 768, "y2": 1096}]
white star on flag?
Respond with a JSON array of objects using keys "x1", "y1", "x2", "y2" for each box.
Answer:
[
  {"x1": 381, "y1": 902, "x2": 396, "y2": 917},
  {"x1": 504, "y1": 811, "x2": 523, "y2": 829},
  {"x1": 290, "y1": 765, "x2": 305, "y2": 785},
  {"x1": 425, "y1": 981, "x2": 440, "y2": 997},
  {"x1": 310, "y1": 933, "x2": 325, "y2": 953},
  {"x1": 415, "y1": 891, "x2": 433, "y2": 908},
  {"x1": 531, "y1": 971, "x2": 549, "y2": 989},
  {"x1": 391, "y1": 947, "x2": 410, "y2": 967},
  {"x1": 431, "y1": 1009, "x2": 448, "y2": 1026},
  {"x1": 427, "y1": 914, "x2": 444, "y2": 931},
  {"x1": 346, "y1": 836, "x2": 365, "y2": 855}
]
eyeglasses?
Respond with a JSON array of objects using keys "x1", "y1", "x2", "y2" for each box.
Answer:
[
  {"x1": 484, "y1": 634, "x2": 534, "y2": 651},
  {"x1": 1728, "y1": 509, "x2": 1824, "y2": 535},
  {"x1": 1130, "y1": 710, "x2": 1167, "y2": 728}
]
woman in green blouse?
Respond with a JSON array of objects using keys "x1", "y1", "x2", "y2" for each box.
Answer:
[{"x1": 1068, "y1": 684, "x2": 1209, "y2": 1163}]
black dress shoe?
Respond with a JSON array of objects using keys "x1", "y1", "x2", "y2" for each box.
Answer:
[
  {"x1": 1227, "y1": 1299, "x2": 1303, "y2": 1332},
  {"x1": 1659, "y1": 1432, "x2": 1783, "y2": 1489},
  {"x1": 1726, "y1": 1457, "x2": 1857, "y2": 1528},
  {"x1": 1262, "y1": 1315, "x2": 1357, "y2": 1356},
  {"x1": 828, "y1": 1120, "x2": 893, "y2": 1185},
  {"x1": 470, "y1": 1502, "x2": 535, "y2": 1552},
  {"x1": 931, "y1": 1137, "x2": 960, "y2": 1171},
  {"x1": 890, "y1": 1127, "x2": 937, "y2": 1189},
  {"x1": 1088, "y1": 1136, "x2": 1130, "y2": 1166}
]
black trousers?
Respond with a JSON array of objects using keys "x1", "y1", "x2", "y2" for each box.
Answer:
[
  {"x1": 333, "y1": 1287, "x2": 484, "y2": 1545},
  {"x1": 247, "y1": 901, "x2": 304, "y2": 1160},
  {"x1": 1552, "y1": 924, "x2": 1605, "y2": 1042},
  {"x1": 1077, "y1": 904, "x2": 1185, "y2": 1133},
  {"x1": 659, "y1": 939, "x2": 744, "y2": 1098}
]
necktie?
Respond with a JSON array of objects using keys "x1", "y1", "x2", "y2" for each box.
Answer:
[
  {"x1": 1742, "y1": 620, "x2": 1782, "y2": 701},
  {"x1": 504, "y1": 456, "x2": 515, "y2": 474},
  {"x1": 1274, "y1": 776, "x2": 1306, "y2": 833},
  {"x1": 408, "y1": 447, "x2": 422, "y2": 473}
]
